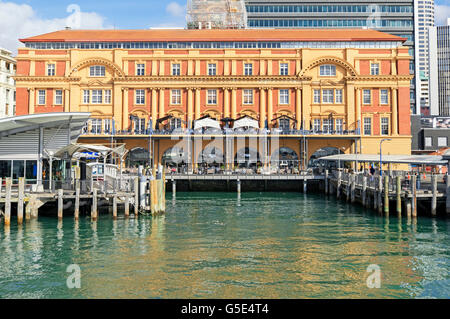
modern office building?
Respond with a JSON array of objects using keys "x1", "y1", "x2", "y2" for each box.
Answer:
[
  {"x1": 0, "y1": 48, "x2": 16, "y2": 118},
  {"x1": 413, "y1": 0, "x2": 435, "y2": 115},
  {"x1": 429, "y1": 18, "x2": 450, "y2": 116},
  {"x1": 411, "y1": 115, "x2": 450, "y2": 152},
  {"x1": 245, "y1": 0, "x2": 416, "y2": 113},
  {"x1": 15, "y1": 28, "x2": 412, "y2": 170}
]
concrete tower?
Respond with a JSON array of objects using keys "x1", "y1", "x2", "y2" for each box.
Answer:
[{"x1": 187, "y1": 0, "x2": 248, "y2": 29}]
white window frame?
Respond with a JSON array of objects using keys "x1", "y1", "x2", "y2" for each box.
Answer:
[
  {"x1": 280, "y1": 63, "x2": 289, "y2": 76},
  {"x1": 335, "y1": 119, "x2": 343, "y2": 133},
  {"x1": 381, "y1": 117, "x2": 389, "y2": 135},
  {"x1": 380, "y1": 89, "x2": 389, "y2": 105},
  {"x1": 425, "y1": 137, "x2": 433, "y2": 147},
  {"x1": 208, "y1": 63, "x2": 217, "y2": 76},
  {"x1": 136, "y1": 63, "x2": 145, "y2": 76},
  {"x1": 104, "y1": 90, "x2": 112, "y2": 104},
  {"x1": 363, "y1": 89, "x2": 371, "y2": 105},
  {"x1": 135, "y1": 89, "x2": 145, "y2": 105},
  {"x1": 438, "y1": 137, "x2": 448, "y2": 147},
  {"x1": 370, "y1": 63, "x2": 380, "y2": 75},
  {"x1": 244, "y1": 63, "x2": 253, "y2": 76},
  {"x1": 243, "y1": 89, "x2": 253, "y2": 105},
  {"x1": 83, "y1": 90, "x2": 90, "y2": 104},
  {"x1": 38, "y1": 90, "x2": 46, "y2": 105},
  {"x1": 322, "y1": 119, "x2": 331, "y2": 133},
  {"x1": 47, "y1": 64, "x2": 55, "y2": 76},
  {"x1": 135, "y1": 118, "x2": 146, "y2": 134},
  {"x1": 91, "y1": 119, "x2": 102, "y2": 134},
  {"x1": 279, "y1": 89, "x2": 289, "y2": 105},
  {"x1": 90, "y1": 65, "x2": 105, "y2": 77},
  {"x1": 171, "y1": 89, "x2": 181, "y2": 105},
  {"x1": 172, "y1": 63, "x2": 181, "y2": 76},
  {"x1": 313, "y1": 89, "x2": 321, "y2": 103},
  {"x1": 335, "y1": 89, "x2": 343, "y2": 104},
  {"x1": 319, "y1": 64, "x2": 336, "y2": 76},
  {"x1": 207, "y1": 89, "x2": 217, "y2": 105},
  {"x1": 313, "y1": 119, "x2": 321, "y2": 132},
  {"x1": 322, "y1": 89, "x2": 334, "y2": 104},
  {"x1": 363, "y1": 117, "x2": 372, "y2": 135},
  {"x1": 54, "y1": 90, "x2": 63, "y2": 105},
  {"x1": 91, "y1": 90, "x2": 103, "y2": 104},
  {"x1": 104, "y1": 119, "x2": 112, "y2": 134}
]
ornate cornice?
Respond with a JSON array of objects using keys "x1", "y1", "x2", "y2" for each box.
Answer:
[
  {"x1": 346, "y1": 75, "x2": 414, "y2": 82},
  {"x1": 116, "y1": 75, "x2": 312, "y2": 83},
  {"x1": 14, "y1": 76, "x2": 80, "y2": 82}
]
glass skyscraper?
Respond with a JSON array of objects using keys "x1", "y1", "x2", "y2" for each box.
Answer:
[{"x1": 245, "y1": 0, "x2": 416, "y2": 113}]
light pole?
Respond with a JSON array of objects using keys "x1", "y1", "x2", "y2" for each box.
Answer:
[{"x1": 379, "y1": 138, "x2": 392, "y2": 177}]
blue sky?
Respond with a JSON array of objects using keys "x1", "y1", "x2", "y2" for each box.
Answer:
[{"x1": 1, "y1": 0, "x2": 450, "y2": 53}]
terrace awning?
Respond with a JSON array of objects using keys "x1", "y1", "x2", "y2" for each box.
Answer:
[
  {"x1": 194, "y1": 118, "x2": 221, "y2": 130},
  {"x1": 320, "y1": 154, "x2": 448, "y2": 165},
  {"x1": 234, "y1": 116, "x2": 259, "y2": 129},
  {"x1": 52, "y1": 143, "x2": 127, "y2": 159}
]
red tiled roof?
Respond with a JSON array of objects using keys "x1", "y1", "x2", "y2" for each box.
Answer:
[{"x1": 20, "y1": 28, "x2": 405, "y2": 43}]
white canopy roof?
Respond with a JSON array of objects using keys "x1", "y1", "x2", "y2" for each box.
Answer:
[
  {"x1": 320, "y1": 154, "x2": 448, "y2": 165},
  {"x1": 194, "y1": 118, "x2": 221, "y2": 130},
  {"x1": 52, "y1": 143, "x2": 127, "y2": 159},
  {"x1": 234, "y1": 117, "x2": 259, "y2": 129}
]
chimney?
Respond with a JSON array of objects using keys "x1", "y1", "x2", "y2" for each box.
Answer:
[{"x1": 65, "y1": 26, "x2": 71, "y2": 30}]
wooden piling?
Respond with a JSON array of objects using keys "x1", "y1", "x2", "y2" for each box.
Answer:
[
  {"x1": 396, "y1": 176, "x2": 402, "y2": 217},
  {"x1": 377, "y1": 176, "x2": 383, "y2": 214},
  {"x1": 362, "y1": 175, "x2": 367, "y2": 207},
  {"x1": 58, "y1": 189, "x2": 63, "y2": 220},
  {"x1": 336, "y1": 171, "x2": 342, "y2": 199},
  {"x1": 431, "y1": 174, "x2": 437, "y2": 216},
  {"x1": 17, "y1": 177, "x2": 25, "y2": 225},
  {"x1": 4, "y1": 178, "x2": 11, "y2": 226},
  {"x1": 172, "y1": 179, "x2": 176, "y2": 196},
  {"x1": 134, "y1": 176, "x2": 139, "y2": 216},
  {"x1": 406, "y1": 199, "x2": 412, "y2": 218},
  {"x1": 237, "y1": 179, "x2": 241, "y2": 194},
  {"x1": 350, "y1": 173, "x2": 356, "y2": 203},
  {"x1": 346, "y1": 174, "x2": 350, "y2": 202},
  {"x1": 411, "y1": 174, "x2": 417, "y2": 217},
  {"x1": 324, "y1": 170, "x2": 328, "y2": 195},
  {"x1": 303, "y1": 179, "x2": 307, "y2": 193},
  {"x1": 92, "y1": 188, "x2": 98, "y2": 221},
  {"x1": 124, "y1": 195, "x2": 130, "y2": 217},
  {"x1": 384, "y1": 175, "x2": 389, "y2": 216},
  {"x1": 373, "y1": 177, "x2": 377, "y2": 210},
  {"x1": 447, "y1": 173, "x2": 450, "y2": 214},
  {"x1": 75, "y1": 180, "x2": 80, "y2": 221},
  {"x1": 113, "y1": 195, "x2": 117, "y2": 220}
]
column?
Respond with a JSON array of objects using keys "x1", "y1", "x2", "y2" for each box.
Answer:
[
  {"x1": 231, "y1": 88, "x2": 237, "y2": 119},
  {"x1": 223, "y1": 88, "x2": 230, "y2": 119},
  {"x1": 267, "y1": 88, "x2": 273, "y2": 127},
  {"x1": 122, "y1": 88, "x2": 128, "y2": 131},
  {"x1": 187, "y1": 88, "x2": 194, "y2": 126},
  {"x1": 151, "y1": 89, "x2": 158, "y2": 129},
  {"x1": 195, "y1": 88, "x2": 201, "y2": 120},
  {"x1": 159, "y1": 88, "x2": 165, "y2": 119},
  {"x1": 302, "y1": 84, "x2": 311, "y2": 130},
  {"x1": 259, "y1": 88, "x2": 266, "y2": 129},
  {"x1": 392, "y1": 88, "x2": 398, "y2": 135},
  {"x1": 64, "y1": 89, "x2": 70, "y2": 113},
  {"x1": 355, "y1": 88, "x2": 361, "y2": 133},
  {"x1": 296, "y1": 88, "x2": 302, "y2": 130},
  {"x1": 28, "y1": 89, "x2": 35, "y2": 114}
]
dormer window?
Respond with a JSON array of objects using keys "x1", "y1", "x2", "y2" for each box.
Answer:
[
  {"x1": 319, "y1": 64, "x2": 336, "y2": 76},
  {"x1": 90, "y1": 65, "x2": 105, "y2": 77}
]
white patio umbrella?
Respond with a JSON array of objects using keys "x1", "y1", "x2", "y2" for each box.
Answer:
[
  {"x1": 194, "y1": 118, "x2": 221, "y2": 130},
  {"x1": 233, "y1": 116, "x2": 259, "y2": 129}
]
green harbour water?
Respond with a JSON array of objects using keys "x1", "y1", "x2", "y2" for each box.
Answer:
[{"x1": 0, "y1": 192, "x2": 449, "y2": 299}]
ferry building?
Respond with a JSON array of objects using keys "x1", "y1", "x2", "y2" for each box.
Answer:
[{"x1": 14, "y1": 28, "x2": 413, "y2": 171}]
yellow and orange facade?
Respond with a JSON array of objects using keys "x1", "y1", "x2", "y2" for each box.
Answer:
[{"x1": 14, "y1": 28, "x2": 413, "y2": 169}]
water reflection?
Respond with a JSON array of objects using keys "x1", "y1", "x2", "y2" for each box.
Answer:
[{"x1": 0, "y1": 193, "x2": 449, "y2": 299}]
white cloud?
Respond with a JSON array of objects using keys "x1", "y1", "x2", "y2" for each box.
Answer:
[
  {"x1": 435, "y1": 5, "x2": 450, "y2": 26},
  {"x1": 0, "y1": 1, "x2": 110, "y2": 54},
  {"x1": 166, "y1": 2, "x2": 185, "y2": 17}
]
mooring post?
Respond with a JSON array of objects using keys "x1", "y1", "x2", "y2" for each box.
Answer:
[
  {"x1": 237, "y1": 179, "x2": 241, "y2": 195},
  {"x1": 172, "y1": 179, "x2": 176, "y2": 196},
  {"x1": 373, "y1": 176, "x2": 377, "y2": 210},
  {"x1": 75, "y1": 180, "x2": 80, "y2": 221},
  {"x1": 4, "y1": 178, "x2": 11, "y2": 226},
  {"x1": 124, "y1": 195, "x2": 130, "y2": 217},
  {"x1": 134, "y1": 176, "x2": 139, "y2": 216},
  {"x1": 58, "y1": 189, "x2": 63, "y2": 220},
  {"x1": 324, "y1": 170, "x2": 328, "y2": 195},
  {"x1": 337, "y1": 170, "x2": 342, "y2": 199},
  {"x1": 17, "y1": 177, "x2": 25, "y2": 225},
  {"x1": 377, "y1": 176, "x2": 383, "y2": 214},
  {"x1": 384, "y1": 175, "x2": 389, "y2": 216},
  {"x1": 411, "y1": 174, "x2": 417, "y2": 217},
  {"x1": 303, "y1": 178, "x2": 307, "y2": 193},
  {"x1": 431, "y1": 174, "x2": 437, "y2": 216},
  {"x1": 113, "y1": 194, "x2": 117, "y2": 220},
  {"x1": 396, "y1": 176, "x2": 402, "y2": 217},
  {"x1": 346, "y1": 174, "x2": 350, "y2": 202},
  {"x1": 362, "y1": 175, "x2": 367, "y2": 207},
  {"x1": 406, "y1": 199, "x2": 412, "y2": 218},
  {"x1": 92, "y1": 188, "x2": 98, "y2": 221},
  {"x1": 446, "y1": 173, "x2": 450, "y2": 214},
  {"x1": 351, "y1": 173, "x2": 356, "y2": 203}
]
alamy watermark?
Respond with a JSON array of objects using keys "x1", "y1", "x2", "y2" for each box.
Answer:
[
  {"x1": 66, "y1": 264, "x2": 81, "y2": 289},
  {"x1": 366, "y1": 264, "x2": 381, "y2": 289}
]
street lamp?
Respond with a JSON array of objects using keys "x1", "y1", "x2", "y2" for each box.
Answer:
[{"x1": 379, "y1": 138, "x2": 392, "y2": 177}]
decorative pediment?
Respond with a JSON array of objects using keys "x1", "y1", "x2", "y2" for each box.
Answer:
[
  {"x1": 299, "y1": 57, "x2": 358, "y2": 77},
  {"x1": 69, "y1": 57, "x2": 125, "y2": 77}
]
